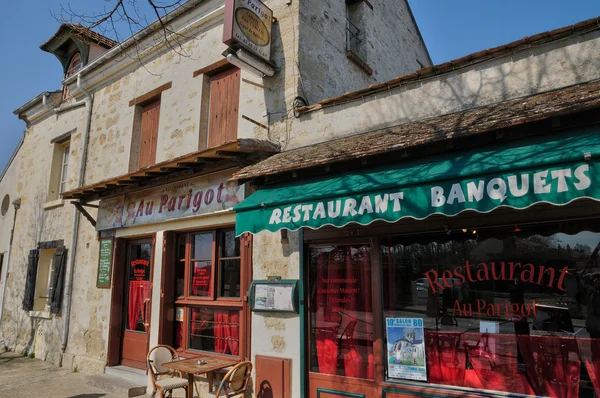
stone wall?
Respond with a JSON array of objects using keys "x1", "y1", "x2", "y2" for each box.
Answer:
[
  {"x1": 288, "y1": 30, "x2": 600, "y2": 149},
  {"x1": 0, "y1": 102, "x2": 86, "y2": 367},
  {"x1": 296, "y1": 0, "x2": 430, "y2": 105},
  {"x1": 251, "y1": 229, "x2": 302, "y2": 397}
]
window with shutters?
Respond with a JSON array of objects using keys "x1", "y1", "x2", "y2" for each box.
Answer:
[
  {"x1": 207, "y1": 67, "x2": 240, "y2": 148},
  {"x1": 23, "y1": 244, "x2": 67, "y2": 316},
  {"x1": 130, "y1": 98, "x2": 161, "y2": 170}
]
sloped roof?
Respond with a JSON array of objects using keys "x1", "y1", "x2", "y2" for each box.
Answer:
[
  {"x1": 40, "y1": 23, "x2": 118, "y2": 52},
  {"x1": 232, "y1": 78, "x2": 600, "y2": 181},
  {"x1": 298, "y1": 16, "x2": 600, "y2": 114}
]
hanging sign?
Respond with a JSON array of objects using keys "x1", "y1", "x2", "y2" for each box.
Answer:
[
  {"x1": 386, "y1": 318, "x2": 427, "y2": 381},
  {"x1": 96, "y1": 238, "x2": 113, "y2": 288},
  {"x1": 223, "y1": 0, "x2": 273, "y2": 61},
  {"x1": 96, "y1": 171, "x2": 244, "y2": 231}
]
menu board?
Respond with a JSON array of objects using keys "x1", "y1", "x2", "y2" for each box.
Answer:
[
  {"x1": 251, "y1": 281, "x2": 298, "y2": 313},
  {"x1": 96, "y1": 238, "x2": 113, "y2": 288}
]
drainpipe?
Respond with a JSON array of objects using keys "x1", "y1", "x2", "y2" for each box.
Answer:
[
  {"x1": 61, "y1": 73, "x2": 93, "y2": 353},
  {"x1": 0, "y1": 198, "x2": 21, "y2": 328}
]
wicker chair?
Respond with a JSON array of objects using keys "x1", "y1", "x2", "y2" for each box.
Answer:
[
  {"x1": 202, "y1": 361, "x2": 253, "y2": 397},
  {"x1": 147, "y1": 345, "x2": 189, "y2": 398}
]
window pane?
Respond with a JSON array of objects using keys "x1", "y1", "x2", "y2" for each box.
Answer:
[
  {"x1": 219, "y1": 259, "x2": 241, "y2": 297},
  {"x1": 381, "y1": 224, "x2": 600, "y2": 395},
  {"x1": 309, "y1": 245, "x2": 374, "y2": 379},
  {"x1": 126, "y1": 242, "x2": 152, "y2": 333},
  {"x1": 176, "y1": 235, "x2": 186, "y2": 297},
  {"x1": 191, "y1": 261, "x2": 212, "y2": 297},
  {"x1": 192, "y1": 233, "x2": 212, "y2": 260},
  {"x1": 189, "y1": 307, "x2": 240, "y2": 355},
  {"x1": 221, "y1": 231, "x2": 240, "y2": 258}
]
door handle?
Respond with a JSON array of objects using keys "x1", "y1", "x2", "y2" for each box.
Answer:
[{"x1": 143, "y1": 298, "x2": 151, "y2": 328}]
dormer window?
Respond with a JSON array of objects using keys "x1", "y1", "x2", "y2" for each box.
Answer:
[{"x1": 63, "y1": 52, "x2": 83, "y2": 99}]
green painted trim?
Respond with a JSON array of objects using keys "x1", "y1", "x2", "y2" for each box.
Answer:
[
  {"x1": 299, "y1": 228, "x2": 306, "y2": 398},
  {"x1": 317, "y1": 388, "x2": 365, "y2": 398},
  {"x1": 382, "y1": 385, "x2": 531, "y2": 398}
]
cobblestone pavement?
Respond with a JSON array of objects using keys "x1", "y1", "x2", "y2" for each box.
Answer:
[{"x1": 0, "y1": 352, "x2": 135, "y2": 398}]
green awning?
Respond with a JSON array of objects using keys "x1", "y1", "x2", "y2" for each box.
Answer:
[{"x1": 235, "y1": 127, "x2": 600, "y2": 235}]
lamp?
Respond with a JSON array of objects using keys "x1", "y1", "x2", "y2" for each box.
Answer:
[
  {"x1": 237, "y1": 49, "x2": 276, "y2": 76},
  {"x1": 224, "y1": 49, "x2": 276, "y2": 78},
  {"x1": 226, "y1": 53, "x2": 265, "y2": 77}
]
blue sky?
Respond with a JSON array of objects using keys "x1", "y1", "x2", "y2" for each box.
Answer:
[{"x1": 0, "y1": 1, "x2": 599, "y2": 172}]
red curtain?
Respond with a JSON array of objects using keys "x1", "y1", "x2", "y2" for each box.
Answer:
[
  {"x1": 578, "y1": 338, "x2": 600, "y2": 396},
  {"x1": 517, "y1": 335, "x2": 580, "y2": 398},
  {"x1": 315, "y1": 246, "x2": 373, "y2": 378},
  {"x1": 228, "y1": 312, "x2": 240, "y2": 356},
  {"x1": 214, "y1": 311, "x2": 227, "y2": 354},
  {"x1": 127, "y1": 280, "x2": 150, "y2": 331},
  {"x1": 315, "y1": 250, "x2": 341, "y2": 375},
  {"x1": 462, "y1": 332, "x2": 534, "y2": 394},
  {"x1": 425, "y1": 330, "x2": 466, "y2": 386}
]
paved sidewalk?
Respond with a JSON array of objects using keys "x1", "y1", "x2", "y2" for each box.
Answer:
[{"x1": 0, "y1": 352, "x2": 141, "y2": 398}]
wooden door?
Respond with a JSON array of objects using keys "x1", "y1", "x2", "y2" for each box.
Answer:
[
  {"x1": 138, "y1": 100, "x2": 160, "y2": 169},
  {"x1": 208, "y1": 67, "x2": 240, "y2": 148},
  {"x1": 121, "y1": 239, "x2": 153, "y2": 369}
]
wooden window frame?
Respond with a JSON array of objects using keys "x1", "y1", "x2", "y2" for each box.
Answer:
[
  {"x1": 173, "y1": 227, "x2": 251, "y2": 359},
  {"x1": 58, "y1": 144, "x2": 70, "y2": 194}
]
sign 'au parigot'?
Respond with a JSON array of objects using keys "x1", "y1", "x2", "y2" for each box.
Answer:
[{"x1": 223, "y1": 0, "x2": 273, "y2": 61}]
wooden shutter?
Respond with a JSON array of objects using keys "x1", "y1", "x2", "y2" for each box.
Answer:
[
  {"x1": 50, "y1": 245, "x2": 68, "y2": 314},
  {"x1": 138, "y1": 100, "x2": 161, "y2": 169},
  {"x1": 158, "y1": 231, "x2": 176, "y2": 345},
  {"x1": 22, "y1": 249, "x2": 39, "y2": 311},
  {"x1": 208, "y1": 67, "x2": 240, "y2": 148}
]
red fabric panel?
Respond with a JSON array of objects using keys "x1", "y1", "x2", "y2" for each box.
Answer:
[
  {"x1": 127, "y1": 280, "x2": 150, "y2": 331},
  {"x1": 228, "y1": 312, "x2": 240, "y2": 356},
  {"x1": 463, "y1": 332, "x2": 534, "y2": 395},
  {"x1": 343, "y1": 348, "x2": 363, "y2": 378},
  {"x1": 577, "y1": 338, "x2": 600, "y2": 396},
  {"x1": 424, "y1": 330, "x2": 465, "y2": 386},
  {"x1": 214, "y1": 311, "x2": 227, "y2": 354},
  {"x1": 517, "y1": 335, "x2": 580, "y2": 398}
]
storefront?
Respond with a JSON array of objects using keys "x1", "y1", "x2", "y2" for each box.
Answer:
[
  {"x1": 235, "y1": 127, "x2": 600, "y2": 397},
  {"x1": 62, "y1": 140, "x2": 278, "y2": 377}
]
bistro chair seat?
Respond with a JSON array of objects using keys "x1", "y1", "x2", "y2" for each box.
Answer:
[
  {"x1": 155, "y1": 376, "x2": 189, "y2": 390},
  {"x1": 148, "y1": 344, "x2": 190, "y2": 398},
  {"x1": 201, "y1": 361, "x2": 252, "y2": 398}
]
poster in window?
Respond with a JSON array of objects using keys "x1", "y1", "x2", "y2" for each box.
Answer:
[{"x1": 386, "y1": 318, "x2": 427, "y2": 381}]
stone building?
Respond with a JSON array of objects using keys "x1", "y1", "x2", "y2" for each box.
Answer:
[
  {"x1": 1, "y1": 0, "x2": 430, "y2": 396},
  {"x1": 232, "y1": 15, "x2": 600, "y2": 398}
]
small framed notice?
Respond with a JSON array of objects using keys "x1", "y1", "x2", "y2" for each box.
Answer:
[
  {"x1": 249, "y1": 280, "x2": 298, "y2": 313},
  {"x1": 96, "y1": 238, "x2": 113, "y2": 288}
]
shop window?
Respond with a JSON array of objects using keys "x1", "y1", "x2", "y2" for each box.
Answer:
[
  {"x1": 308, "y1": 244, "x2": 375, "y2": 380},
  {"x1": 48, "y1": 140, "x2": 70, "y2": 201},
  {"x1": 380, "y1": 222, "x2": 600, "y2": 397},
  {"x1": 207, "y1": 67, "x2": 240, "y2": 148},
  {"x1": 173, "y1": 229, "x2": 245, "y2": 356}
]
